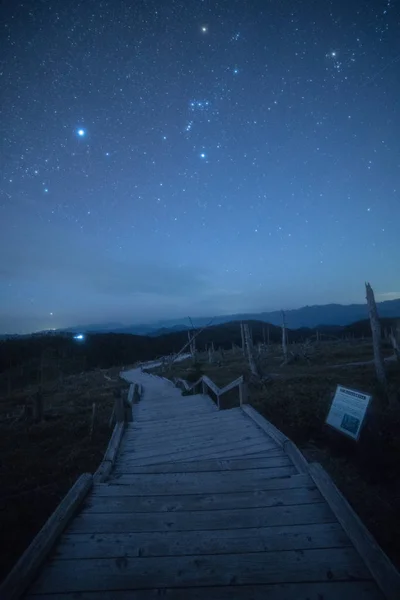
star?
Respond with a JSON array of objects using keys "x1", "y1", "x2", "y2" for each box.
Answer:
[
  {"x1": 77, "y1": 128, "x2": 86, "y2": 137},
  {"x1": 200, "y1": 152, "x2": 206, "y2": 159},
  {"x1": 201, "y1": 25, "x2": 208, "y2": 33}
]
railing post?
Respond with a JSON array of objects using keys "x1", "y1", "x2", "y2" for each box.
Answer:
[
  {"x1": 239, "y1": 381, "x2": 248, "y2": 406},
  {"x1": 115, "y1": 392, "x2": 125, "y2": 423},
  {"x1": 201, "y1": 378, "x2": 207, "y2": 395}
]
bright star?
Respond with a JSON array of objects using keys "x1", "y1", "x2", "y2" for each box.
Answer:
[
  {"x1": 201, "y1": 25, "x2": 208, "y2": 33},
  {"x1": 77, "y1": 128, "x2": 86, "y2": 137},
  {"x1": 200, "y1": 152, "x2": 206, "y2": 159},
  {"x1": 233, "y1": 68, "x2": 239, "y2": 74}
]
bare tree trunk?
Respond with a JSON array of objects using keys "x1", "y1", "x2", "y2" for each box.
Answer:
[
  {"x1": 281, "y1": 311, "x2": 288, "y2": 364},
  {"x1": 243, "y1": 323, "x2": 258, "y2": 377},
  {"x1": 365, "y1": 282, "x2": 388, "y2": 393},
  {"x1": 240, "y1": 322, "x2": 245, "y2": 355},
  {"x1": 389, "y1": 322, "x2": 400, "y2": 361},
  {"x1": 208, "y1": 346, "x2": 214, "y2": 363},
  {"x1": 168, "y1": 318, "x2": 214, "y2": 370}
]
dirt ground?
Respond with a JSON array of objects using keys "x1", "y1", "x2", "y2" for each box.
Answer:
[
  {"x1": 153, "y1": 341, "x2": 400, "y2": 570},
  {"x1": 0, "y1": 366, "x2": 130, "y2": 582}
]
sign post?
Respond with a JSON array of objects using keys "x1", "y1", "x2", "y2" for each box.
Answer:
[{"x1": 326, "y1": 385, "x2": 372, "y2": 441}]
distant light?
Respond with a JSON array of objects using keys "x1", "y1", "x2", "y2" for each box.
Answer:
[
  {"x1": 77, "y1": 129, "x2": 86, "y2": 137},
  {"x1": 200, "y1": 152, "x2": 206, "y2": 159},
  {"x1": 74, "y1": 334, "x2": 85, "y2": 341},
  {"x1": 201, "y1": 25, "x2": 208, "y2": 33}
]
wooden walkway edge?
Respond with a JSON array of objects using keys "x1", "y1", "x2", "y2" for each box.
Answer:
[{"x1": 2, "y1": 369, "x2": 399, "y2": 599}]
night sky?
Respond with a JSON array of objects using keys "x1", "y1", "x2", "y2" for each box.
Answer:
[{"x1": 1, "y1": 0, "x2": 399, "y2": 334}]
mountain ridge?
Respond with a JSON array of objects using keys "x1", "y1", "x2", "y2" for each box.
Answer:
[{"x1": 2, "y1": 298, "x2": 399, "y2": 339}]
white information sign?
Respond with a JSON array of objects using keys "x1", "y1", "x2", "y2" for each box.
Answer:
[{"x1": 325, "y1": 385, "x2": 372, "y2": 441}]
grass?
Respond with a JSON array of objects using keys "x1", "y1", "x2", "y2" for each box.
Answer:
[
  {"x1": 0, "y1": 366, "x2": 129, "y2": 582},
  {"x1": 153, "y1": 341, "x2": 400, "y2": 569}
]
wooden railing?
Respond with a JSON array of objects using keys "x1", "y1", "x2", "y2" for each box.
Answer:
[{"x1": 174, "y1": 375, "x2": 248, "y2": 409}]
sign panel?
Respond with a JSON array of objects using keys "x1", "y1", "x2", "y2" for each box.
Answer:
[{"x1": 325, "y1": 385, "x2": 372, "y2": 441}]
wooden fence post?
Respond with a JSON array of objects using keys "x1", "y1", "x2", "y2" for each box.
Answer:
[
  {"x1": 115, "y1": 393, "x2": 125, "y2": 423},
  {"x1": 239, "y1": 381, "x2": 248, "y2": 406}
]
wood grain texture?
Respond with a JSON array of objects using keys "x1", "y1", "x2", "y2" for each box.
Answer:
[
  {"x1": 28, "y1": 547, "x2": 371, "y2": 594},
  {"x1": 0, "y1": 473, "x2": 92, "y2": 600},
  {"x1": 93, "y1": 473, "x2": 313, "y2": 497},
  {"x1": 85, "y1": 486, "x2": 323, "y2": 513},
  {"x1": 109, "y1": 466, "x2": 298, "y2": 491},
  {"x1": 115, "y1": 440, "x2": 280, "y2": 467},
  {"x1": 309, "y1": 462, "x2": 400, "y2": 600},
  {"x1": 56, "y1": 523, "x2": 350, "y2": 559},
  {"x1": 69, "y1": 503, "x2": 335, "y2": 533},
  {"x1": 241, "y1": 404, "x2": 287, "y2": 445},
  {"x1": 25, "y1": 581, "x2": 385, "y2": 600},
  {"x1": 94, "y1": 422, "x2": 125, "y2": 483},
  {"x1": 114, "y1": 455, "x2": 292, "y2": 473}
]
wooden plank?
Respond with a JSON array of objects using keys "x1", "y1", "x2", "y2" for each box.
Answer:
[
  {"x1": 70, "y1": 502, "x2": 335, "y2": 533},
  {"x1": 114, "y1": 455, "x2": 292, "y2": 473},
  {"x1": 241, "y1": 404, "x2": 287, "y2": 445},
  {"x1": 124, "y1": 415, "x2": 253, "y2": 435},
  {"x1": 123, "y1": 443, "x2": 283, "y2": 466},
  {"x1": 120, "y1": 432, "x2": 267, "y2": 456},
  {"x1": 119, "y1": 441, "x2": 282, "y2": 466},
  {"x1": 94, "y1": 422, "x2": 125, "y2": 483},
  {"x1": 309, "y1": 462, "x2": 400, "y2": 600},
  {"x1": 56, "y1": 522, "x2": 350, "y2": 559},
  {"x1": 85, "y1": 486, "x2": 323, "y2": 513},
  {"x1": 125, "y1": 409, "x2": 245, "y2": 430},
  {"x1": 94, "y1": 473, "x2": 313, "y2": 496},
  {"x1": 133, "y1": 408, "x2": 217, "y2": 421},
  {"x1": 111, "y1": 466, "x2": 298, "y2": 490},
  {"x1": 201, "y1": 375, "x2": 221, "y2": 396},
  {"x1": 29, "y1": 547, "x2": 371, "y2": 594},
  {"x1": 117, "y1": 437, "x2": 278, "y2": 464},
  {"x1": 219, "y1": 375, "x2": 243, "y2": 395},
  {"x1": 25, "y1": 581, "x2": 385, "y2": 600},
  {"x1": 284, "y1": 440, "x2": 309, "y2": 474},
  {"x1": 121, "y1": 423, "x2": 260, "y2": 449},
  {"x1": 0, "y1": 473, "x2": 92, "y2": 600}
]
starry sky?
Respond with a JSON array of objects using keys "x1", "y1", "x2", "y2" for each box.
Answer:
[{"x1": 1, "y1": 0, "x2": 400, "y2": 334}]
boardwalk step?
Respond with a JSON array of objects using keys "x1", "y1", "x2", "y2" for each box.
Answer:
[
  {"x1": 85, "y1": 485, "x2": 324, "y2": 513},
  {"x1": 28, "y1": 548, "x2": 371, "y2": 594},
  {"x1": 25, "y1": 582, "x2": 386, "y2": 599},
  {"x1": 56, "y1": 522, "x2": 350, "y2": 559}
]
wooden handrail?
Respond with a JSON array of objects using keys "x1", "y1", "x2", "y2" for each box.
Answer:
[{"x1": 174, "y1": 374, "x2": 247, "y2": 409}]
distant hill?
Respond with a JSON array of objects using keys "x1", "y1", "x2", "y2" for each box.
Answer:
[{"x1": 2, "y1": 298, "x2": 399, "y2": 339}]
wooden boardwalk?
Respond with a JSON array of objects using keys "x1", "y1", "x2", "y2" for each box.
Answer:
[{"x1": 13, "y1": 368, "x2": 399, "y2": 598}]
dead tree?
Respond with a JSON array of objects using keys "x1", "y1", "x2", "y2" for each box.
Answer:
[
  {"x1": 365, "y1": 282, "x2": 388, "y2": 393},
  {"x1": 389, "y1": 320, "x2": 400, "y2": 361},
  {"x1": 240, "y1": 322, "x2": 246, "y2": 355},
  {"x1": 168, "y1": 318, "x2": 214, "y2": 370},
  {"x1": 208, "y1": 345, "x2": 214, "y2": 363},
  {"x1": 281, "y1": 311, "x2": 288, "y2": 364},
  {"x1": 243, "y1": 323, "x2": 259, "y2": 377},
  {"x1": 187, "y1": 331, "x2": 197, "y2": 364}
]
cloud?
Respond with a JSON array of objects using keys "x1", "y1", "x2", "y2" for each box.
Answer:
[{"x1": 376, "y1": 292, "x2": 400, "y2": 301}]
